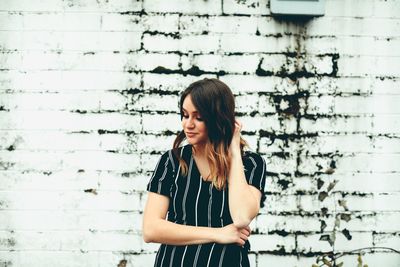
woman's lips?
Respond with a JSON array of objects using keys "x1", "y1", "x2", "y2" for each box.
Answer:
[{"x1": 186, "y1": 132, "x2": 197, "y2": 137}]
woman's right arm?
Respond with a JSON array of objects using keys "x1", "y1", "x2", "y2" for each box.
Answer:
[{"x1": 142, "y1": 192, "x2": 250, "y2": 246}]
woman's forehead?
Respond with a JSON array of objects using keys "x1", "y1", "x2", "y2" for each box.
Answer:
[{"x1": 182, "y1": 95, "x2": 198, "y2": 113}]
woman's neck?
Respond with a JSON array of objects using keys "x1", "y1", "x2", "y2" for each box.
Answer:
[{"x1": 192, "y1": 144, "x2": 206, "y2": 157}]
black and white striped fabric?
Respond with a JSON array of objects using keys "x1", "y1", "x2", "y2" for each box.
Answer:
[{"x1": 147, "y1": 144, "x2": 267, "y2": 267}]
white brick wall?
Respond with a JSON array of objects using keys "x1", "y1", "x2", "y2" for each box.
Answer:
[{"x1": 0, "y1": 0, "x2": 399, "y2": 266}]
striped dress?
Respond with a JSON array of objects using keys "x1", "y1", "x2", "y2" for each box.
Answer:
[{"x1": 147, "y1": 144, "x2": 267, "y2": 267}]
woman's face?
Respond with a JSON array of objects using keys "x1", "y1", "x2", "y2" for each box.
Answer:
[{"x1": 181, "y1": 94, "x2": 208, "y2": 147}]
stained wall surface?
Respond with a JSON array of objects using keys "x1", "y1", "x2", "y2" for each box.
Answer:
[{"x1": 0, "y1": 0, "x2": 399, "y2": 266}]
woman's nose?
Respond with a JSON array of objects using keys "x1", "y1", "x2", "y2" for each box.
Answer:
[{"x1": 186, "y1": 118, "x2": 195, "y2": 128}]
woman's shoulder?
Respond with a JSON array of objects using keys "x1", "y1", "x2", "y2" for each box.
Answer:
[
  {"x1": 158, "y1": 144, "x2": 191, "y2": 165},
  {"x1": 242, "y1": 149, "x2": 265, "y2": 165}
]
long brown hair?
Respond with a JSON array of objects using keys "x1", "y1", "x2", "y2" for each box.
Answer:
[{"x1": 173, "y1": 78, "x2": 249, "y2": 190}]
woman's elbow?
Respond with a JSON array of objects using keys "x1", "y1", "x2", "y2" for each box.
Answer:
[
  {"x1": 232, "y1": 217, "x2": 251, "y2": 229},
  {"x1": 142, "y1": 223, "x2": 156, "y2": 243}
]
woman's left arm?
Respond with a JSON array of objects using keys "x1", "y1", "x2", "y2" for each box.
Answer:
[{"x1": 227, "y1": 120, "x2": 262, "y2": 228}]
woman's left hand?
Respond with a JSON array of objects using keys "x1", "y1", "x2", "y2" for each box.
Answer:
[{"x1": 229, "y1": 119, "x2": 242, "y2": 157}]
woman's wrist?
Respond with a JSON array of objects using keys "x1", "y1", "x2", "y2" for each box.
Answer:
[{"x1": 229, "y1": 147, "x2": 241, "y2": 158}]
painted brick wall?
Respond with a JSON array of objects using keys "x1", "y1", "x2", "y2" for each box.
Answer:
[{"x1": 0, "y1": 0, "x2": 399, "y2": 266}]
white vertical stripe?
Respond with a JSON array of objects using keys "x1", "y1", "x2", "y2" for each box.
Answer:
[
  {"x1": 208, "y1": 183, "x2": 213, "y2": 227},
  {"x1": 218, "y1": 246, "x2": 227, "y2": 267},
  {"x1": 148, "y1": 154, "x2": 163, "y2": 185},
  {"x1": 195, "y1": 171, "x2": 202, "y2": 226},
  {"x1": 206, "y1": 243, "x2": 215, "y2": 267},
  {"x1": 159, "y1": 244, "x2": 168, "y2": 267},
  {"x1": 239, "y1": 249, "x2": 242, "y2": 267},
  {"x1": 168, "y1": 246, "x2": 176, "y2": 267},
  {"x1": 168, "y1": 150, "x2": 176, "y2": 172},
  {"x1": 248, "y1": 156, "x2": 257, "y2": 184},
  {"x1": 173, "y1": 147, "x2": 184, "y2": 217},
  {"x1": 182, "y1": 154, "x2": 193, "y2": 224},
  {"x1": 157, "y1": 160, "x2": 169, "y2": 193},
  {"x1": 193, "y1": 244, "x2": 202, "y2": 267},
  {"x1": 260, "y1": 156, "x2": 266, "y2": 190},
  {"x1": 180, "y1": 246, "x2": 188, "y2": 267},
  {"x1": 220, "y1": 190, "x2": 225, "y2": 226},
  {"x1": 154, "y1": 245, "x2": 163, "y2": 266}
]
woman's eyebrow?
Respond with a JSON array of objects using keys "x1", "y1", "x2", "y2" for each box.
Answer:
[{"x1": 182, "y1": 108, "x2": 198, "y2": 113}]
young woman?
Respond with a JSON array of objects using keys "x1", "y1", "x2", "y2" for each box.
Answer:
[{"x1": 142, "y1": 78, "x2": 267, "y2": 267}]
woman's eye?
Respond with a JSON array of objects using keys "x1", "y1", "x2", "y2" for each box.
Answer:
[{"x1": 196, "y1": 117, "x2": 203, "y2": 121}]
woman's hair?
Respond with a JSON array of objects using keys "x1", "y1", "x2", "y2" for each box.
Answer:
[{"x1": 173, "y1": 78, "x2": 249, "y2": 190}]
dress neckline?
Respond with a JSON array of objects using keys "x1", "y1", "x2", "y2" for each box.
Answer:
[{"x1": 189, "y1": 146, "x2": 213, "y2": 184}]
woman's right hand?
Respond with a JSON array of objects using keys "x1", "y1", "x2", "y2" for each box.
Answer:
[{"x1": 214, "y1": 224, "x2": 251, "y2": 246}]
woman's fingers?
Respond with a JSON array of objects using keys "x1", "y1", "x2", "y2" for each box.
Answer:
[
  {"x1": 240, "y1": 228, "x2": 250, "y2": 237},
  {"x1": 240, "y1": 233, "x2": 248, "y2": 241}
]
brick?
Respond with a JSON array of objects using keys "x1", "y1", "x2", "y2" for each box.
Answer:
[
  {"x1": 302, "y1": 135, "x2": 400, "y2": 154},
  {"x1": 136, "y1": 134, "x2": 176, "y2": 152},
  {"x1": 0, "y1": 110, "x2": 142, "y2": 131},
  {"x1": 0, "y1": 150, "x2": 141, "y2": 172},
  {"x1": 102, "y1": 14, "x2": 180, "y2": 33},
  {"x1": 341, "y1": 193, "x2": 400, "y2": 212},
  {"x1": 0, "y1": 130, "x2": 131, "y2": 152},
  {"x1": 297, "y1": 232, "x2": 373, "y2": 252},
  {"x1": 133, "y1": 52, "x2": 180, "y2": 71},
  {"x1": 258, "y1": 95, "x2": 277, "y2": 114},
  {"x1": 143, "y1": 33, "x2": 219, "y2": 53},
  {"x1": 141, "y1": 113, "x2": 181, "y2": 133},
  {"x1": 300, "y1": 115, "x2": 400, "y2": 134},
  {"x1": 0, "y1": 91, "x2": 127, "y2": 110},
  {"x1": 256, "y1": 214, "x2": 322, "y2": 233},
  {"x1": 223, "y1": 0, "x2": 270, "y2": 15},
  {"x1": 142, "y1": 73, "x2": 204, "y2": 93},
  {"x1": 0, "y1": 251, "x2": 99, "y2": 267},
  {"x1": 261, "y1": 194, "x2": 299, "y2": 213},
  {"x1": 207, "y1": 16, "x2": 258, "y2": 34},
  {"x1": 0, "y1": 210, "x2": 142, "y2": 231},
  {"x1": 181, "y1": 54, "x2": 259, "y2": 74},
  {"x1": 305, "y1": 36, "x2": 400, "y2": 57},
  {"x1": 256, "y1": 16, "x2": 301, "y2": 36},
  {"x1": 0, "y1": 230, "x2": 142, "y2": 251},
  {"x1": 10, "y1": 51, "x2": 178, "y2": 72},
  {"x1": 0, "y1": 190, "x2": 141, "y2": 210},
  {"x1": 236, "y1": 94, "x2": 261, "y2": 113},
  {"x1": 0, "y1": 169, "x2": 99, "y2": 191},
  {"x1": 325, "y1": 0, "x2": 400, "y2": 18},
  {"x1": 130, "y1": 93, "x2": 179, "y2": 112},
  {"x1": 60, "y1": 0, "x2": 142, "y2": 13},
  {"x1": 373, "y1": 232, "x2": 400, "y2": 249},
  {"x1": 257, "y1": 255, "x2": 315, "y2": 267},
  {"x1": 259, "y1": 54, "x2": 297, "y2": 74},
  {"x1": 338, "y1": 55, "x2": 400, "y2": 77},
  {"x1": 342, "y1": 212, "x2": 400, "y2": 232},
  {"x1": 143, "y1": 0, "x2": 222, "y2": 15},
  {"x1": 333, "y1": 173, "x2": 400, "y2": 193},
  {"x1": 0, "y1": 31, "x2": 142, "y2": 51},
  {"x1": 337, "y1": 252, "x2": 400, "y2": 267},
  {"x1": 220, "y1": 34, "x2": 297, "y2": 53},
  {"x1": 303, "y1": 55, "x2": 334, "y2": 75},
  {"x1": 0, "y1": 0, "x2": 63, "y2": 12},
  {"x1": 0, "y1": 70, "x2": 142, "y2": 91},
  {"x1": 298, "y1": 77, "x2": 400, "y2": 95},
  {"x1": 250, "y1": 233, "x2": 296, "y2": 252},
  {"x1": 222, "y1": 75, "x2": 295, "y2": 94},
  {"x1": 298, "y1": 153, "x2": 400, "y2": 174},
  {"x1": 307, "y1": 17, "x2": 400, "y2": 37},
  {"x1": 178, "y1": 15, "x2": 209, "y2": 34}
]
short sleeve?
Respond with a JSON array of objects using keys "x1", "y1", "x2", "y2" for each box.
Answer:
[
  {"x1": 242, "y1": 151, "x2": 267, "y2": 194},
  {"x1": 147, "y1": 150, "x2": 176, "y2": 197}
]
